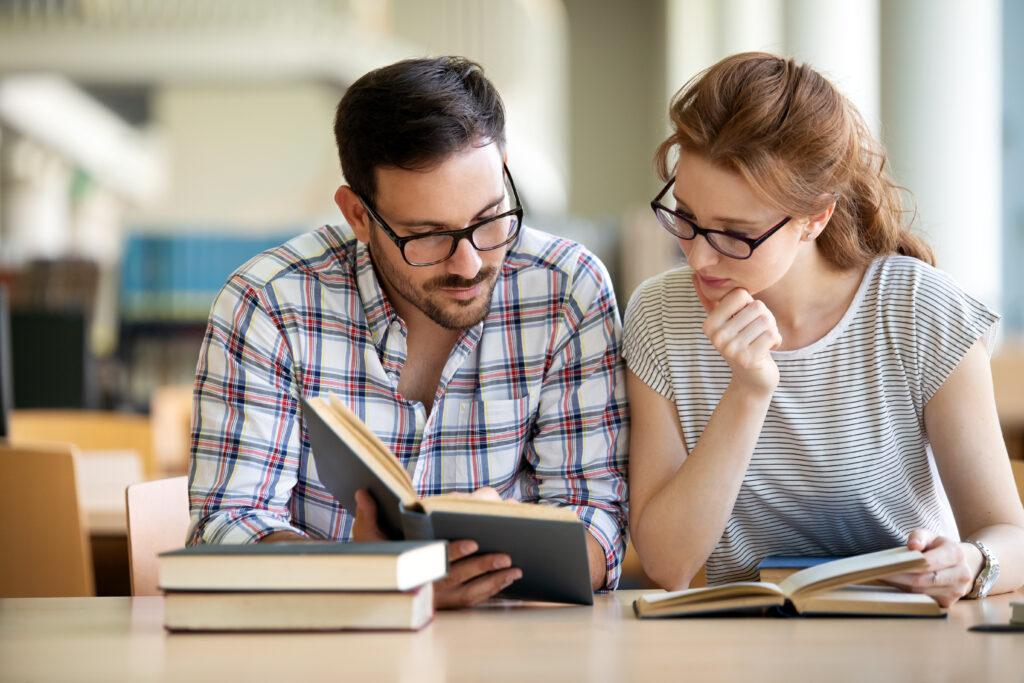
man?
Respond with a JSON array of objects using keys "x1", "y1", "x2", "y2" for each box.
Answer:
[{"x1": 188, "y1": 56, "x2": 628, "y2": 608}]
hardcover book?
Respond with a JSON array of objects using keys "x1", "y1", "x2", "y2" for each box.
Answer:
[
  {"x1": 159, "y1": 540, "x2": 448, "y2": 592},
  {"x1": 634, "y1": 547, "x2": 944, "y2": 618},
  {"x1": 301, "y1": 393, "x2": 594, "y2": 605},
  {"x1": 164, "y1": 584, "x2": 435, "y2": 632}
]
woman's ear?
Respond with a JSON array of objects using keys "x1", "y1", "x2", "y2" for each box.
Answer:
[
  {"x1": 802, "y1": 200, "x2": 837, "y2": 241},
  {"x1": 335, "y1": 185, "x2": 372, "y2": 243}
]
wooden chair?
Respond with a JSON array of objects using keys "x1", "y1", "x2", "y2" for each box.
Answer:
[
  {"x1": 125, "y1": 476, "x2": 190, "y2": 596},
  {"x1": 9, "y1": 409, "x2": 155, "y2": 477},
  {"x1": 149, "y1": 384, "x2": 194, "y2": 476},
  {"x1": 0, "y1": 442, "x2": 95, "y2": 597}
]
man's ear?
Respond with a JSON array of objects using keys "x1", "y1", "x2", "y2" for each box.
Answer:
[
  {"x1": 335, "y1": 185, "x2": 372, "y2": 243},
  {"x1": 802, "y1": 200, "x2": 837, "y2": 241}
]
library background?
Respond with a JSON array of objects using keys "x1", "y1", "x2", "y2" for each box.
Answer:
[{"x1": 0, "y1": 0, "x2": 1022, "y2": 597}]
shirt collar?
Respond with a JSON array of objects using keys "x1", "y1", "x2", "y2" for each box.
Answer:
[{"x1": 354, "y1": 239, "x2": 404, "y2": 348}]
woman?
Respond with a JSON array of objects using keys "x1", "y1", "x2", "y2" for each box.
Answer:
[{"x1": 624, "y1": 52, "x2": 1024, "y2": 607}]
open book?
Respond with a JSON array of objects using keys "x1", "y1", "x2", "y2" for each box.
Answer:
[
  {"x1": 634, "y1": 547, "x2": 944, "y2": 618},
  {"x1": 301, "y1": 393, "x2": 594, "y2": 605}
]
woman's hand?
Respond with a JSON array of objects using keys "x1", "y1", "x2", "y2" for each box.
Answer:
[
  {"x1": 881, "y1": 529, "x2": 980, "y2": 607},
  {"x1": 693, "y1": 274, "x2": 782, "y2": 396}
]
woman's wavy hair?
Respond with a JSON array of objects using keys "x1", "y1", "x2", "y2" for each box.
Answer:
[{"x1": 655, "y1": 52, "x2": 933, "y2": 268}]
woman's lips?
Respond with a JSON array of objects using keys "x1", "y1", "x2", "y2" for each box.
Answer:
[{"x1": 697, "y1": 274, "x2": 730, "y2": 288}]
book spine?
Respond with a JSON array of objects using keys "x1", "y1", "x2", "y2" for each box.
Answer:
[{"x1": 400, "y1": 509, "x2": 434, "y2": 540}]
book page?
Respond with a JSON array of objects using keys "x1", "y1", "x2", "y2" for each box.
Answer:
[
  {"x1": 417, "y1": 496, "x2": 581, "y2": 522},
  {"x1": 639, "y1": 581, "x2": 785, "y2": 607},
  {"x1": 311, "y1": 394, "x2": 418, "y2": 505},
  {"x1": 779, "y1": 547, "x2": 927, "y2": 598},
  {"x1": 792, "y1": 586, "x2": 943, "y2": 616},
  {"x1": 636, "y1": 592, "x2": 787, "y2": 617}
]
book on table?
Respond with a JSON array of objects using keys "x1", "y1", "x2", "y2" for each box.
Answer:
[
  {"x1": 159, "y1": 540, "x2": 445, "y2": 632},
  {"x1": 301, "y1": 393, "x2": 595, "y2": 606},
  {"x1": 634, "y1": 547, "x2": 945, "y2": 618},
  {"x1": 757, "y1": 556, "x2": 885, "y2": 586},
  {"x1": 164, "y1": 583, "x2": 435, "y2": 632},
  {"x1": 158, "y1": 539, "x2": 448, "y2": 592}
]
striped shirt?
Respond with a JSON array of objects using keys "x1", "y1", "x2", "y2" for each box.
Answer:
[
  {"x1": 623, "y1": 255, "x2": 999, "y2": 585},
  {"x1": 188, "y1": 224, "x2": 629, "y2": 588}
]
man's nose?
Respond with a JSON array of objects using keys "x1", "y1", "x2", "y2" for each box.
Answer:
[{"x1": 446, "y1": 236, "x2": 483, "y2": 280}]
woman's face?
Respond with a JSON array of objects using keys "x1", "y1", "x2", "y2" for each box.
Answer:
[{"x1": 671, "y1": 151, "x2": 809, "y2": 303}]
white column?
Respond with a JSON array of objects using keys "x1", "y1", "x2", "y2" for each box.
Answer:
[
  {"x1": 881, "y1": 0, "x2": 1002, "y2": 310},
  {"x1": 719, "y1": 0, "x2": 785, "y2": 57},
  {"x1": 1, "y1": 137, "x2": 71, "y2": 264},
  {"x1": 665, "y1": 0, "x2": 784, "y2": 118},
  {"x1": 785, "y1": 0, "x2": 880, "y2": 135}
]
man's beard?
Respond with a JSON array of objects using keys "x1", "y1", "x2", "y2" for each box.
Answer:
[{"x1": 369, "y1": 231, "x2": 500, "y2": 330}]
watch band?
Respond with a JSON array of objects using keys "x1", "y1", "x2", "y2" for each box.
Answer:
[{"x1": 965, "y1": 539, "x2": 999, "y2": 599}]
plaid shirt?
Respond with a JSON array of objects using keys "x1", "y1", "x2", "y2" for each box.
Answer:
[{"x1": 188, "y1": 224, "x2": 629, "y2": 587}]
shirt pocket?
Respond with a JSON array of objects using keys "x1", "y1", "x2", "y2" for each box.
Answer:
[{"x1": 436, "y1": 396, "x2": 532, "y2": 493}]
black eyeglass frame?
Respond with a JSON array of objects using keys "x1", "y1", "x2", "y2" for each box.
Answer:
[
  {"x1": 358, "y1": 163, "x2": 524, "y2": 267},
  {"x1": 651, "y1": 178, "x2": 792, "y2": 260}
]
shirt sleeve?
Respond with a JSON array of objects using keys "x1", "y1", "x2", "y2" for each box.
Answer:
[
  {"x1": 899, "y1": 260, "x2": 1001, "y2": 407},
  {"x1": 187, "y1": 275, "x2": 307, "y2": 545},
  {"x1": 622, "y1": 272, "x2": 675, "y2": 400},
  {"x1": 524, "y1": 250, "x2": 629, "y2": 590}
]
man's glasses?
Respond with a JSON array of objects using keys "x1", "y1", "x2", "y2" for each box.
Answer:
[
  {"x1": 651, "y1": 178, "x2": 791, "y2": 260},
  {"x1": 359, "y1": 164, "x2": 524, "y2": 267}
]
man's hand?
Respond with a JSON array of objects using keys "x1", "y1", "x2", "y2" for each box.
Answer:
[
  {"x1": 881, "y1": 529, "x2": 980, "y2": 607},
  {"x1": 426, "y1": 487, "x2": 522, "y2": 608},
  {"x1": 433, "y1": 539, "x2": 522, "y2": 609},
  {"x1": 352, "y1": 489, "x2": 389, "y2": 542},
  {"x1": 355, "y1": 487, "x2": 522, "y2": 609}
]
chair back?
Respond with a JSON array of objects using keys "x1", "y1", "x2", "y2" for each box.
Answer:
[
  {"x1": 9, "y1": 409, "x2": 154, "y2": 476},
  {"x1": 125, "y1": 476, "x2": 190, "y2": 596},
  {"x1": 149, "y1": 384, "x2": 195, "y2": 476},
  {"x1": 0, "y1": 442, "x2": 95, "y2": 597},
  {"x1": 0, "y1": 283, "x2": 12, "y2": 439}
]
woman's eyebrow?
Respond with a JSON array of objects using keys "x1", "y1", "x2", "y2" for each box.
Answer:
[{"x1": 671, "y1": 195, "x2": 761, "y2": 227}]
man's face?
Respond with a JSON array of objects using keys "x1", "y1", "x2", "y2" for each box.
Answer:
[{"x1": 366, "y1": 143, "x2": 511, "y2": 330}]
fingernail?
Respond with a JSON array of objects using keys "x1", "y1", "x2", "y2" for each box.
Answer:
[
  {"x1": 494, "y1": 556, "x2": 511, "y2": 570},
  {"x1": 463, "y1": 541, "x2": 478, "y2": 555},
  {"x1": 503, "y1": 571, "x2": 522, "y2": 587}
]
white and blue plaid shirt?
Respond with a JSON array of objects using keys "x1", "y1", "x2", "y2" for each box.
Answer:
[{"x1": 188, "y1": 224, "x2": 629, "y2": 588}]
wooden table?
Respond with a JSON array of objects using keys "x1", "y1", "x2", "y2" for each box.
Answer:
[{"x1": 1, "y1": 590, "x2": 1021, "y2": 682}]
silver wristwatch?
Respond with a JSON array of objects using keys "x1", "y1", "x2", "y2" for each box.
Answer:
[{"x1": 965, "y1": 539, "x2": 999, "y2": 599}]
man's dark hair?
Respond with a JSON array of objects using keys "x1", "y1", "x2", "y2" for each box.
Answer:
[{"x1": 334, "y1": 56, "x2": 507, "y2": 202}]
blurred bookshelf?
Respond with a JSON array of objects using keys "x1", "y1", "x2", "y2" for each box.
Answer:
[{"x1": 117, "y1": 231, "x2": 296, "y2": 410}]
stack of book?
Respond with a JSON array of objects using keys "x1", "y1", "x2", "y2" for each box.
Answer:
[{"x1": 159, "y1": 539, "x2": 448, "y2": 632}]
